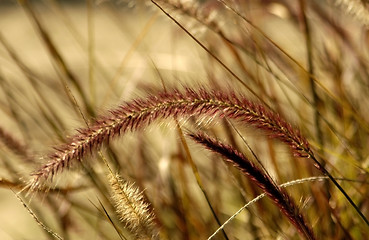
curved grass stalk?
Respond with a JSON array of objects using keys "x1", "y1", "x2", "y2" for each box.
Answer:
[
  {"x1": 15, "y1": 192, "x2": 63, "y2": 240},
  {"x1": 207, "y1": 176, "x2": 330, "y2": 240},
  {"x1": 209, "y1": 175, "x2": 369, "y2": 239},
  {"x1": 28, "y1": 87, "x2": 368, "y2": 226}
]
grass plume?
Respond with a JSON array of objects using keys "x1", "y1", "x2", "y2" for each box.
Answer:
[
  {"x1": 30, "y1": 87, "x2": 312, "y2": 189},
  {"x1": 108, "y1": 172, "x2": 158, "y2": 240},
  {"x1": 29, "y1": 86, "x2": 369, "y2": 227},
  {"x1": 188, "y1": 132, "x2": 316, "y2": 240}
]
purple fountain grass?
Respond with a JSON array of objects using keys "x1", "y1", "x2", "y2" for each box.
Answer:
[
  {"x1": 27, "y1": 86, "x2": 369, "y2": 227},
  {"x1": 29, "y1": 87, "x2": 312, "y2": 190},
  {"x1": 188, "y1": 132, "x2": 316, "y2": 240}
]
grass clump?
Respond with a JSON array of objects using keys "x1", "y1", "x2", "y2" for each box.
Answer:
[{"x1": 0, "y1": 0, "x2": 368, "y2": 239}]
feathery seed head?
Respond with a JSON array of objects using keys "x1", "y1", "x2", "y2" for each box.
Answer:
[
  {"x1": 189, "y1": 132, "x2": 315, "y2": 240},
  {"x1": 29, "y1": 87, "x2": 312, "y2": 189},
  {"x1": 108, "y1": 173, "x2": 158, "y2": 240}
]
